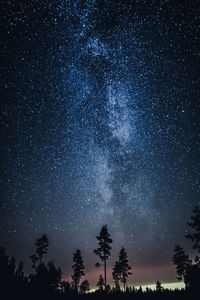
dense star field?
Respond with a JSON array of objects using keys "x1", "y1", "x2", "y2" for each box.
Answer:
[{"x1": 1, "y1": 0, "x2": 200, "y2": 288}]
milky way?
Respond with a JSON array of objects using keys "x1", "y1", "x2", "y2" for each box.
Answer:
[{"x1": 1, "y1": 0, "x2": 200, "y2": 286}]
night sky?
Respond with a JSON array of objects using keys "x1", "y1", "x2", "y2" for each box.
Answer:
[{"x1": 1, "y1": 0, "x2": 200, "y2": 288}]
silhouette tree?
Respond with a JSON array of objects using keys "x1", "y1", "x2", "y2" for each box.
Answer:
[
  {"x1": 16, "y1": 261, "x2": 24, "y2": 281},
  {"x1": 138, "y1": 286, "x2": 143, "y2": 295},
  {"x1": 29, "y1": 235, "x2": 62, "y2": 296},
  {"x1": 118, "y1": 247, "x2": 132, "y2": 291},
  {"x1": 46, "y1": 261, "x2": 62, "y2": 292},
  {"x1": 97, "y1": 274, "x2": 104, "y2": 292},
  {"x1": 106, "y1": 284, "x2": 111, "y2": 294},
  {"x1": 29, "y1": 260, "x2": 62, "y2": 295},
  {"x1": 60, "y1": 281, "x2": 71, "y2": 295},
  {"x1": 172, "y1": 207, "x2": 200, "y2": 293},
  {"x1": 156, "y1": 280, "x2": 163, "y2": 292},
  {"x1": 80, "y1": 279, "x2": 90, "y2": 294},
  {"x1": 94, "y1": 225, "x2": 112, "y2": 289},
  {"x1": 184, "y1": 263, "x2": 200, "y2": 291},
  {"x1": 112, "y1": 261, "x2": 121, "y2": 290},
  {"x1": 71, "y1": 249, "x2": 85, "y2": 292},
  {"x1": 30, "y1": 234, "x2": 49, "y2": 269},
  {"x1": 0, "y1": 247, "x2": 27, "y2": 297},
  {"x1": 185, "y1": 206, "x2": 200, "y2": 254},
  {"x1": 172, "y1": 244, "x2": 191, "y2": 285}
]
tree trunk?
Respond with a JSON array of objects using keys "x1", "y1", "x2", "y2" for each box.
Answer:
[{"x1": 104, "y1": 259, "x2": 106, "y2": 291}]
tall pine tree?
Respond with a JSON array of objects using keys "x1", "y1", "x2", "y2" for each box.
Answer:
[
  {"x1": 71, "y1": 249, "x2": 85, "y2": 292},
  {"x1": 172, "y1": 244, "x2": 191, "y2": 284},
  {"x1": 112, "y1": 261, "x2": 121, "y2": 290},
  {"x1": 185, "y1": 206, "x2": 200, "y2": 255},
  {"x1": 30, "y1": 234, "x2": 49, "y2": 269},
  {"x1": 118, "y1": 247, "x2": 132, "y2": 291},
  {"x1": 94, "y1": 225, "x2": 112, "y2": 290}
]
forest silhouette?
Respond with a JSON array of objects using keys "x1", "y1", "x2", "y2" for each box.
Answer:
[{"x1": 1, "y1": 206, "x2": 200, "y2": 299}]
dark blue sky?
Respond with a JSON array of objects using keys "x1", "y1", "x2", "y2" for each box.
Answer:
[{"x1": 1, "y1": 0, "x2": 200, "y2": 287}]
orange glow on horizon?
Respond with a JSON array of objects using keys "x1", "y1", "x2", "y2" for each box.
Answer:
[{"x1": 63, "y1": 264, "x2": 181, "y2": 289}]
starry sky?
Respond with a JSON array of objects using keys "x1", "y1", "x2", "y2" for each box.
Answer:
[{"x1": 1, "y1": 0, "x2": 200, "y2": 288}]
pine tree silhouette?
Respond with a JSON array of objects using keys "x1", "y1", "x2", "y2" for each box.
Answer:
[
  {"x1": 71, "y1": 249, "x2": 85, "y2": 293},
  {"x1": 80, "y1": 279, "x2": 90, "y2": 294},
  {"x1": 60, "y1": 280, "x2": 71, "y2": 295},
  {"x1": 172, "y1": 244, "x2": 191, "y2": 284},
  {"x1": 118, "y1": 247, "x2": 132, "y2": 291},
  {"x1": 156, "y1": 280, "x2": 163, "y2": 292},
  {"x1": 112, "y1": 261, "x2": 121, "y2": 290},
  {"x1": 30, "y1": 234, "x2": 49, "y2": 269},
  {"x1": 94, "y1": 225, "x2": 112, "y2": 290},
  {"x1": 97, "y1": 274, "x2": 104, "y2": 292},
  {"x1": 16, "y1": 261, "x2": 24, "y2": 281},
  {"x1": 29, "y1": 235, "x2": 62, "y2": 296},
  {"x1": 185, "y1": 206, "x2": 200, "y2": 255},
  {"x1": 172, "y1": 207, "x2": 200, "y2": 292},
  {"x1": 0, "y1": 247, "x2": 27, "y2": 297}
]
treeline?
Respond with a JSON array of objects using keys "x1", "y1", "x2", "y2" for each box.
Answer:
[{"x1": 1, "y1": 206, "x2": 200, "y2": 299}]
